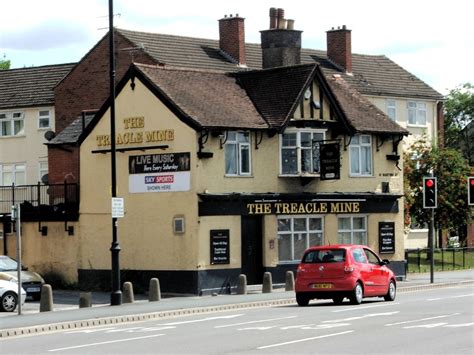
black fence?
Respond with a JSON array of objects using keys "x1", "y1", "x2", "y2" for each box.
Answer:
[
  {"x1": 405, "y1": 247, "x2": 474, "y2": 273},
  {"x1": 0, "y1": 182, "x2": 79, "y2": 221}
]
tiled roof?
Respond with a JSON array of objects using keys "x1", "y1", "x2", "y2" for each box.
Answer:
[
  {"x1": 117, "y1": 29, "x2": 443, "y2": 100},
  {"x1": 235, "y1": 64, "x2": 316, "y2": 128},
  {"x1": 0, "y1": 63, "x2": 75, "y2": 110},
  {"x1": 326, "y1": 75, "x2": 408, "y2": 135},
  {"x1": 135, "y1": 64, "x2": 267, "y2": 130},
  {"x1": 48, "y1": 113, "x2": 95, "y2": 145}
]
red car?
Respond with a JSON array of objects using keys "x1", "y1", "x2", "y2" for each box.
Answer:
[{"x1": 295, "y1": 244, "x2": 396, "y2": 306}]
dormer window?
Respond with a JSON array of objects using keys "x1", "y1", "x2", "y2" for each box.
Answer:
[{"x1": 280, "y1": 129, "x2": 325, "y2": 176}]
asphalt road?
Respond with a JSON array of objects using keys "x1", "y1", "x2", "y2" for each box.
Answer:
[{"x1": 1, "y1": 284, "x2": 473, "y2": 354}]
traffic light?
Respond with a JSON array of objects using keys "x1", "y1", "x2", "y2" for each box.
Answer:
[
  {"x1": 423, "y1": 177, "x2": 437, "y2": 208},
  {"x1": 469, "y1": 177, "x2": 474, "y2": 206}
]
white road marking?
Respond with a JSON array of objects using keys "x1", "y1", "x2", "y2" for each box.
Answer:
[
  {"x1": 162, "y1": 314, "x2": 243, "y2": 325},
  {"x1": 257, "y1": 330, "x2": 354, "y2": 349},
  {"x1": 215, "y1": 315, "x2": 297, "y2": 328},
  {"x1": 106, "y1": 326, "x2": 176, "y2": 333},
  {"x1": 404, "y1": 322, "x2": 447, "y2": 329},
  {"x1": 427, "y1": 298, "x2": 442, "y2": 301},
  {"x1": 385, "y1": 313, "x2": 460, "y2": 326},
  {"x1": 300, "y1": 323, "x2": 351, "y2": 330},
  {"x1": 332, "y1": 302, "x2": 400, "y2": 312},
  {"x1": 323, "y1": 311, "x2": 399, "y2": 323},
  {"x1": 444, "y1": 323, "x2": 474, "y2": 328},
  {"x1": 452, "y1": 293, "x2": 474, "y2": 298},
  {"x1": 64, "y1": 327, "x2": 116, "y2": 334},
  {"x1": 238, "y1": 326, "x2": 274, "y2": 331},
  {"x1": 427, "y1": 294, "x2": 474, "y2": 301},
  {"x1": 48, "y1": 334, "x2": 164, "y2": 352}
]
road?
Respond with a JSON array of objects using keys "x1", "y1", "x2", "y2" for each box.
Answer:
[{"x1": 1, "y1": 285, "x2": 473, "y2": 354}]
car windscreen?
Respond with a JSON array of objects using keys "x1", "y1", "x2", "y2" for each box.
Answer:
[
  {"x1": 0, "y1": 256, "x2": 18, "y2": 271},
  {"x1": 302, "y1": 249, "x2": 346, "y2": 263}
]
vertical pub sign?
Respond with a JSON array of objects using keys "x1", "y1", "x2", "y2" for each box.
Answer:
[
  {"x1": 319, "y1": 142, "x2": 340, "y2": 180},
  {"x1": 210, "y1": 229, "x2": 230, "y2": 264},
  {"x1": 378, "y1": 222, "x2": 395, "y2": 254}
]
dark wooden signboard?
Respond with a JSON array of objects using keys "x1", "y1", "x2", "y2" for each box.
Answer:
[
  {"x1": 210, "y1": 229, "x2": 230, "y2": 264},
  {"x1": 379, "y1": 222, "x2": 395, "y2": 254},
  {"x1": 320, "y1": 142, "x2": 340, "y2": 180}
]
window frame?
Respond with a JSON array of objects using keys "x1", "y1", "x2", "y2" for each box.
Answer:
[
  {"x1": 386, "y1": 99, "x2": 396, "y2": 121},
  {"x1": 337, "y1": 215, "x2": 368, "y2": 245},
  {"x1": 279, "y1": 129, "x2": 326, "y2": 176},
  {"x1": 0, "y1": 111, "x2": 25, "y2": 137},
  {"x1": 349, "y1": 134, "x2": 373, "y2": 177},
  {"x1": 277, "y1": 215, "x2": 324, "y2": 263},
  {"x1": 38, "y1": 109, "x2": 51, "y2": 129},
  {"x1": 407, "y1": 101, "x2": 427, "y2": 126},
  {"x1": 38, "y1": 161, "x2": 48, "y2": 183},
  {"x1": 0, "y1": 163, "x2": 26, "y2": 186},
  {"x1": 224, "y1": 131, "x2": 251, "y2": 177}
]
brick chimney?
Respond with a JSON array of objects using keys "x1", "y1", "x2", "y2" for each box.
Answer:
[
  {"x1": 327, "y1": 25, "x2": 352, "y2": 73},
  {"x1": 219, "y1": 14, "x2": 246, "y2": 65},
  {"x1": 260, "y1": 8, "x2": 302, "y2": 69}
]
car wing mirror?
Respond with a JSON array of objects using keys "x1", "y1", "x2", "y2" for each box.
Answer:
[{"x1": 381, "y1": 259, "x2": 390, "y2": 265}]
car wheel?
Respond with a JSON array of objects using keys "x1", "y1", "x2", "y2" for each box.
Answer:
[
  {"x1": 350, "y1": 282, "x2": 363, "y2": 305},
  {"x1": 332, "y1": 296, "x2": 344, "y2": 305},
  {"x1": 296, "y1": 293, "x2": 310, "y2": 306},
  {"x1": 1, "y1": 291, "x2": 18, "y2": 312},
  {"x1": 384, "y1": 280, "x2": 396, "y2": 301}
]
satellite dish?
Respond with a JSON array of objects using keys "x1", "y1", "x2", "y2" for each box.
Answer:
[
  {"x1": 44, "y1": 130, "x2": 56, "y2": 141},
  {"x1": 41, "y1": 174, "x2": 49, "y2": 184}
]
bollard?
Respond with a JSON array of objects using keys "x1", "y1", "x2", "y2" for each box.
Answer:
[
  {"x1": 149, "y1": 278, "x2": 161, "y2": 302},
  {"x1": 262, "y1": 272, "x2": 272, "y2": 293},
  {"x1": 123, "y1": 282, "x2": 135, "y2": 303},
  {"x1": 285, "y1": 270, "x2": 295, "y2": 291},
  {"x1": 39, "y1": 284, "x2": 53, "y2": 312},
  {"x1": 79, "y1": 292, "x2": 92, "y2": 308},
  {"x1": 237, "y1": 274, "x2": 247, "y2": 295}
]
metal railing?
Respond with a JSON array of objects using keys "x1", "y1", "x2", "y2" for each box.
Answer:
[
  {"x1": 0, "y1": 182, "x2": 79, "y2": 221},
  {"x1": 405, "y1": 247, "x2": 474, "y2": 273}
]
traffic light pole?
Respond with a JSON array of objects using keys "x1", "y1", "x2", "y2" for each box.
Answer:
[{"x1": 429, "y1": 208, "x2": 434, "y2": 284}]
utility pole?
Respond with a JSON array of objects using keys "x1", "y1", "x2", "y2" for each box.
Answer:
[
  {"x1": 109, "y1": 0, "x2": 121, "y2": 306},
  {"x1": 12, "y1": 204, "x2": 22, "y2": 314}
]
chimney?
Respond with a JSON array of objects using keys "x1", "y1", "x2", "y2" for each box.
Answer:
[
  {"x1": 260, "y1": 8, "x2": 302, "y2": 69},
  {"x1": 219, "y1": 14, "x2": 246, "y2": 65},
  {"x1": 327, "y1": 25, "x2": 352, "y2": 73}
]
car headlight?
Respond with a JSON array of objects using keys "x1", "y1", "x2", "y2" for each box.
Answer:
[{"x1": 9, "y1": 278, "x2": 18, "y2": 284}]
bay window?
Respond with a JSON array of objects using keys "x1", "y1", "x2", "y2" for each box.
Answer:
[{"x1": 280, "y1": 130, "x2": 325, "y2": 175}]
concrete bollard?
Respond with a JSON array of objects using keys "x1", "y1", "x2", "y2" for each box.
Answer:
[
  {"x1": 123, "y1": 282, "x2": 135, "y2": 303},
  {"x1": 262, "y1": 272, "x2": 272, "y2": 293},
  {"x1": 237, "y1": 274, "x2": 247, "y2": 295},
  {"x1": 285, "y1": 270, "x2": 295, "y2": 291},
  {"x1": 39, "y1": 284, "x2": 53, "y2": 312},
  {"x1": 149, "y1": 278, "x2": 161, "y2": 302},
  {"x1": 79, "y1": 292, "x2": 92, "y2": 308}
]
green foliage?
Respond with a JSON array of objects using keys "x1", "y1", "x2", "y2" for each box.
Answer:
[
  {"x1": 444, "y1": 83, "x2": 474, "y2": 150},
  {"x1": 0, "y1": 59, "x2": 10, "y2": 70},
  {"x1": 404, "y1": 137, "x2": 473, "y2": 235}
]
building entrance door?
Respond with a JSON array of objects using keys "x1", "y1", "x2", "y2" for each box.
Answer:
[{"x1": 241, "y1": 216, "x2": 263, "y2": 285}]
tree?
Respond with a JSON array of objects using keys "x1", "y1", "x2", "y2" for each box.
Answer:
[
  {"x1": 444, "y1": 83, "x2": 474, "y2": 153},
  {"x1": 404, "y1": 137, "x2": 473, "y2": 244},
  {"x1": 0, "y1": 58, "x2": 10, "y2": 70}
]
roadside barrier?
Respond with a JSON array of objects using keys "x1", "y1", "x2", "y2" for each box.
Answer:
[
  {"x1": 149, "y1": 278, "x2": 161, "y2": 301},
  {"x1": 39, "y1": 284, "x2": 53, "y2": 312},
  {"x1": 123, "y1": 282, "x2": 135, "y2": 303},
  {"x1": 237, "y1": 274, "x2": 247, "y2": 295},
  {"x1": 262, "y1": 272, "x2": 272, "y2": 293},
  {"x1": 285, "y1": 271, "x2": 295, "y2": 291},
  {"x1": 79, "y1": 292, "x2": 92, "y2": 308}
]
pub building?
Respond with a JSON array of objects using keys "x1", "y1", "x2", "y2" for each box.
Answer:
[{"x1": 72, "y1": 61, "x2": 407, "y2": 294}]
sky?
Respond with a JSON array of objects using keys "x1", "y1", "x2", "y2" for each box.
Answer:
[{"x1": 1, "y1": 0, "x2": 473, "y2": 95}]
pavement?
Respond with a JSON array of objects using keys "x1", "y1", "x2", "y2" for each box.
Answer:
[{"x1": 1, "y1": 269, "x2": 473, "y2": 338}]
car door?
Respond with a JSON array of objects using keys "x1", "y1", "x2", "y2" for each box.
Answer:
[
  {"x1": 363, "y1": 248, "x2": 389, "y2": 295},
  {"x1": 352, "y1": 248, "x2": 376, "y2": 295}
]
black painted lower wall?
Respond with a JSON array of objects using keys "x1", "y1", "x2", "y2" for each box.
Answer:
[{"x1": 78, "y1": 261, "x2": 406, "y2": 295}]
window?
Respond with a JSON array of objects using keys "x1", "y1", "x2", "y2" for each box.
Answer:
[
  {"x1": 173, "y1": 216, "x2": 185, "y2": 234},
  {"x1": 349, "y1": 135, "x2": 372, "y2": 176},
  {"x1": 39, "y1": 161, "x2": 48, "y2": 183},
  {"x1": 364, "y1": 248, "x2": 381, "y2": 265},
  {"x1": 386, "y1": 99, "x2": 396, "y2": 121},
  {"x1": 38, "y1": 110, "x2": 51, "y2": 129},
  {"x1": 407, "y1": 101, "x2": 427, "y2": 126},
  {"x1": 338, "y1": 216, "x2": 367, "y2": 245},
  {"x1": 225, "y1": 132, "x2": 251, "y2": 176},
  {"x1": 280, "y1": 130, "x2": 325, "y2": 175},
  {"x1": 277, "y1": 216, "x2": 323, "y2": 262},
  {"x1": 0, "y1": 111, "x2": 25, "y2": 137},
  {"x1": 0, "y1": 163, "x2": 26, "y2": 185}
]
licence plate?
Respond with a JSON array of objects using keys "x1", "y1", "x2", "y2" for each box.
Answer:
[
  {"x1": 312, "y1": 283, "x2": 332, "y2": 289},
  {"x1": 27, "y1": 287, "x2": 41, "y2": 293}
]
